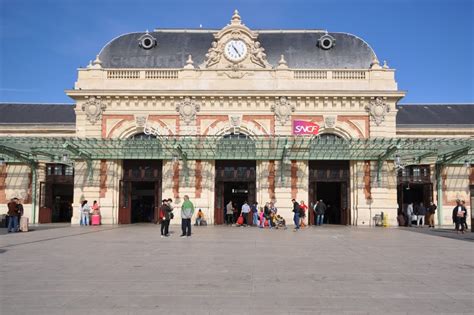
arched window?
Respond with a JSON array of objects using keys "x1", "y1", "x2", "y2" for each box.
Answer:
[
  {"x1": 130, "y1": 132, "x2": 157, "y2": 140},
  {"x1": 217, "y1": 133, "x2": 256, "y2": 159}
]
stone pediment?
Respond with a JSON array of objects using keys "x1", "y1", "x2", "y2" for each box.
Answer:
[{"x1": 201, "y1": 10, "x2": 271, "y2": 70}]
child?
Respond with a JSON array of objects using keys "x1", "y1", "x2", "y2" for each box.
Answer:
[
  {"x1": 258, "y1": 207, "x2": 265, "y2": 228},
  {"x1": 195, "y1": 209, "x2": 206, "y2": 226}
]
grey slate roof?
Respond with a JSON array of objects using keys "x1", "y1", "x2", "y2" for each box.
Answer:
[
  {"x1": 0, "y1": 103, "x2": 75, "y2": 124},
  {"x1": 99, "y1": 30, "x2": 376, "y2": 69},
  {"x1": 396, "y1": 104, "x2": 474, "y2": 127}
]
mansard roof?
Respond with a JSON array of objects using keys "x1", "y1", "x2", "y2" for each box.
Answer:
[
  {"x1": 98, "y1": 30, "x2": 377, "y2": 69},
  {"x1": 396, "y1": 104, "x2": 474, "y2": 127},
  {"x1": 0, "y1": 103, "x2": 75, "y2": 124}
]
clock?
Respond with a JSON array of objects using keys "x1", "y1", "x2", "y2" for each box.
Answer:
[{"x1": 224, "y1": 40, "x2": 248, "y2": 62}]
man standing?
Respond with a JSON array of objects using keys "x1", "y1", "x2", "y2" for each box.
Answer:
[
  {"x1": 315, "y1": 199, "x2": 326, "y2": 226},
  {"x1": 417, "y1": 202, "x2": 427, "y2": 227},
  {"x1": 241, "y1": 201, "x2": 251, "y2": 227},
  {"x1": 14, "y1": 198, "x2": 24, "y2": 232},
  {"x1": 181, "y1": 195, "x2": 194, "y2": 238},
  {"x1": 292, "y1": 199, "x2": 300, "y2": 231},
  {"x1": 160, "y1": 199, "x2": 172, "y2": 238},
  {"x1": 7, "y1": 198, "x2": 19, "y2": 233},
  {"x1": 427, "y1": 201, "x2": 437, "y2": 228},
  {"x1": 226, "y1": 201, "x2": 234, "y2": 225}
]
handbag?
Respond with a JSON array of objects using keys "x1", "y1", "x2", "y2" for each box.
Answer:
[{"x1": 170, "y1": 212, "x2": 174, "y2": 219}]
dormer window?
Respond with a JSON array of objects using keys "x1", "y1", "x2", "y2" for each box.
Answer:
[{"x1": 138, "y1": 33, "x2": 157, "y2": 50}]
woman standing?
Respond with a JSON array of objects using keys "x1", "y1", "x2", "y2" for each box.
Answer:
[
  {"x1": 80, "y1": 200, "x2": 91, "y2": 226},
  {"x1": 299, "y1": 200, "x2": 308, "y2": 228}
]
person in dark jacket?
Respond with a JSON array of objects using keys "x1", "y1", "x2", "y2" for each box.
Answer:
[
  {"x1": 160, "y1": 199, "x2": 172, "y2": 237},
  {"x1": 292, "y1": 199, "x2": 300, "y2": 231},
  {"x1": 427, "y1": 202, "x2": 437, "y2": 228},
  {"x1": 452, "y1": 200, "x2": 467, "y2": 234},
  {"x1": 461, "y1": 200, "x2": 469, "y2": 230},
  {"x1": 416, "y1": 202, "x2": 427, "y2": 227},
  {"x1": 315, "y1": 199, "x2": 327, "y2": 226}
]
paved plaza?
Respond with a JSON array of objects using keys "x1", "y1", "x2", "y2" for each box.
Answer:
[{"x1": 1, "y1": 224, "x2": 473, "y2": 314}]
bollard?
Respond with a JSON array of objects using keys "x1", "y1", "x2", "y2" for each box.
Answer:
[{"x1": 383, "y1": 214, "x2": 389, "y2": 227}]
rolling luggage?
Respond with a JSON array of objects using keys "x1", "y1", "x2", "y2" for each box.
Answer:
[
  {"x1": 19, "y1": 217, "x2": 29, "y2": 232},
  {"x1": 236, "y1": 215, "x2": 244, "y2": 225}
]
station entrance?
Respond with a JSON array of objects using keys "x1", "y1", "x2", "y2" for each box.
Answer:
[
  {"x1": 397, "y1": 165, "x2": 433, "y2": 225},
  {"x1": 39, "y1": 164, "x2": 74, "y2": 223},
  {"x1": 308, "y1": 161, "x2": 350, "y2": 225},
  {"x1": 119, "y1": 160, "x2": 162, "y2": 224},
  {"x1": 214, "y1": 160, "x2": 256, "y2": 224}
]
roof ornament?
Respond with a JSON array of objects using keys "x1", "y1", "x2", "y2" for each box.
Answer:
[
  {"x1": 382, "y1": 60, "x2": 389, "y2": 69},
  {"x1": 184, "y1": 55, "x2": 195, "y2": 69},
  {"x1": 370, "y1": 56, "x2": 382, "y2": 69},
  {"x1": 277, "y1": 54, "x2": 288, "y2": 69},
  {"x1": 231, "y1": 9, "x2": 242, "y2": 25},
  {"x1": 91, "y1": 55, "x2": 103, "y2": 69}
]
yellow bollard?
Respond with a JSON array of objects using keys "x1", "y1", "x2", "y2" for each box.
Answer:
[{"x1": 383, "y1": 214, "x2": 389, "y2": 227}]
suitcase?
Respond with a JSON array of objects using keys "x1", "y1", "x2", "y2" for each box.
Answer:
[
  {"x1": 91, "y1": 215, "x2": 101, "y2": 226},
  {"x1": 19, "y1": 217, "x2": 29, "y2": 232},
  {"x1": 397, "y1": 214, "x2": 405, "y2": 227},
  {"x1": 236, "y1": 215, "x2": 244, "y2": 225}
]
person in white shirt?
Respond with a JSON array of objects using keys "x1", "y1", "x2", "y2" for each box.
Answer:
[
  {"x1": 241, "y1": 202, "x2": 251, "y2": 226},
  {"x1": 406, "y1": 203, "x2": 414, "y2": 227}
]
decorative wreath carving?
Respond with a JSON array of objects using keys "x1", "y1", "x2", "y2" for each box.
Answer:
[
  {"x1": 176, "y1": 97, "x2": 200, "y2": 125},
  {"x1": 82, "y1": 97, "x2": 106, "y2": 125},
  {"x1": 324, "y1": 115, "x2": 337, "y2": 129},
  {"x1": 271, "y1": 97, "x2": 295, "y2": 126},
  {"x1": 365, "y1": 97, "x2": 390, "y2": 126}
]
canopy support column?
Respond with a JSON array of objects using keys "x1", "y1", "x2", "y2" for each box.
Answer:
[
  {"x1": 63, "y1": 142, "x2": 93, "y2": 184},
  {"x1": 377, "y1": 145, "x2": 398, "y2": 187}
]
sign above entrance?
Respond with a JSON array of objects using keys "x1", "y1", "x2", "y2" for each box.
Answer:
[{"x1": 293, "y1": 120, "x2": 320, "y2": 135}]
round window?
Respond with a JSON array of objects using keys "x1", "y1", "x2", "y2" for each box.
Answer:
[
  {"x1": 138, "y1": 34, "x2": 157, "y2": 50},
  {"x1": 318, "y1": 34, "x2": 335, "y2": 50}
]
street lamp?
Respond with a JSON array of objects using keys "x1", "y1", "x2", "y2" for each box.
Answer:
[
  {"x1": 62, "y1": 153, "x2": 69, "y2": 163},
  {"x1": 0, "y1": 157, "x2": 4, "y2": 166},
  {"x1": 464, "y1": 160, "x2": 470, "y2": 168}
]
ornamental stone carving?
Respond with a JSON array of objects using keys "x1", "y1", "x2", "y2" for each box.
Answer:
[
  {"x1": 229, "y1": 114, "x2": 242, "y2": 128},
  {"x1": 324, "y1": 115, "x2": 337, "y2": 129},
  {"x1": 271, "y1": 97, "x2": 295, "y2": 126},
  {"x1": 82, "y1": 97, "x2": 106, "y2": 124},
  {"x1": 365, "y1": 97, "x2": 390, "y2": 126},
  {"x1": 176, "y1": 97, "x2": 200, "y2": 125},
  {"x1": 204, "y1": 41, "x2": 221, "y2": 67},
  {"x1": 134, "y1": 114, "x2": 149, "y2": 128},
  {"x1": 250, "y1": 41, "x2": 271, "y2": 68}
]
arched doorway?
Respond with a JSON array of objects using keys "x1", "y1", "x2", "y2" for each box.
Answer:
[
  {"x1": 308, "y1": 133, "x2": 351, "y2": 225},
  {"x1": 119, "y1": 133, "x2": 162, "y2": 224},
  {"x1": 214, "y1": 133, "x2": 256, "y2": 225}
]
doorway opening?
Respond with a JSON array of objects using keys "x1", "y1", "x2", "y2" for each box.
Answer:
[
  {"x1": 308, "y1": 160, "x2": 350, "y2": 225},
  {"x1": 51, "y1": 184, "x2": 74, "y2": 223},
  {"x1": 214, "y1": 160, "x2": 256, "y2": 224},
  {"x1": 131, "y1": 181, "x2": 156, "y2": 223},
  {"x1": 316, "y1": 182, "x2": 342, "y2": 224},
  {"x1": 39, "y1": 164, "x2": 74, "y2": 223}
]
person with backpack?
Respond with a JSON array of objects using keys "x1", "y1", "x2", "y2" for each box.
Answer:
[{"x1": 292, "y1": 199, "x2": 300, "y2": 231}]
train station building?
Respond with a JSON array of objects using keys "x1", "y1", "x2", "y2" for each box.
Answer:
[{"x1": 0, "y1": 11, "x2": 473, "y2": 227}]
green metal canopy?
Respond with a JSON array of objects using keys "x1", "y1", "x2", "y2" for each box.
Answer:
[{"x1": 0, "y1": 136, "x2": 472, "y2": 164}]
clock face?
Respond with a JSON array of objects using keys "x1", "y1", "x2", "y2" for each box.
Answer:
[{"x1": 224, "y1": 40, "x2": 248, "y2": 62}]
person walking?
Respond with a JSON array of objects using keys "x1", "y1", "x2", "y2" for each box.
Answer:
[
  {"x1": 292, "y1": 199, "x2": 300, "y2": 231},
  {"x1": 241, "y1": 201, "x2": 251, "y2": 227},
  {"x1": 80, "y1": 200, "x2": 91, "y2": 226},
  {"x1": 427, "y1": 201, "x2": 437, "y2": 228},
  {"x1": 406, "y1": 203, "x2": 414, "y2": 227},
  {"x1": 251, "y1": 202, "x2": 259, "y2": 226},
  {"x1": 7, "y1": 198, "x2": 19, "y2": 233},
  {"x1": 417, "y1": 202, "x2": 427, "y2": 227},
  {"x1": 299, "y1": 200, "x2": 308, "y2": 228},
  {"x1": 226, "y1": 201, "x2": 234, "y2": 225},
  {"x1": 315, "y1": 199, "x2": 326, "y2": 226},
  {"x1": 461, "y1": 200, "x2": 469, "y2": 230},
  {"x1": 159, "y1": 199, "x2": 172, "y2": 237},
  {"x1": 180, "y1": 195, "x2": 194, "y2": 238}
]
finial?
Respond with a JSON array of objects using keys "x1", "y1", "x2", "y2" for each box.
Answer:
[
  {"x1": 90, "y1": 55, "x2": 103, "y2": 69},
  {"x1": 87, "y1": 60, "x2": 93, "y2": 68},
  {"x1": 184, "y1": 54, "x2": 195, "y2": 69},
  {"x1": 145, "y1": 29, "x2": 149, "y2": 34},
  {"x1": 277, "y1": 54, "x2": 288, "y2": 69},
  {"x1": 231, "y1": 9, "x2": 241, "y2": 25},
  {"x1": 370, "y1": 56, "x2": 382, "y2": 69},
  {"x1": 382, "y1": 60, "x2": 389, "y2": 69}
]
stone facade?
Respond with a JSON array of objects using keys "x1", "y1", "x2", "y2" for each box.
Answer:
[{"x1": 0, "y1": 12, "x2": 472, "y2": 227}]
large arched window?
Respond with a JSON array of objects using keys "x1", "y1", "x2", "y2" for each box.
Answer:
[{"x1": 130, "y1": 132, "x2": 157, "y2": 140}]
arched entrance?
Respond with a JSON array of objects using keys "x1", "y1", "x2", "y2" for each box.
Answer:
[
  {"x1": 308, "y1": 134, "x2": 351, "y2": 225},
  {"x1": 214, "y1": 133, "x2": 257, "y2": 225},
  {"x1": 118, "y1": 133, "x2": 162, "y2": 224}
]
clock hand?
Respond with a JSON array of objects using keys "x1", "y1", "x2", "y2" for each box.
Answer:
[{"x1": 231, "y1": 45, "x2": 241, "y2": 57}]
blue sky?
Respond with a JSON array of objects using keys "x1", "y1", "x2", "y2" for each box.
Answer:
[{"x1": 0, "y1": 0, "x2": 472, "y2": 104}]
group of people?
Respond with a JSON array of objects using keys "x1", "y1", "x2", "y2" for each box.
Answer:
[
  {"x1": 403, "y1": 201, "x2": 437, "y2": 227},
  {"x1": 292, "y1": 199, "x2": 327, "y2": 231},
  {"x1": 158, "y1": 195, "x2": 206, "y2": 238},
  {"x1": 6, "y1": 198, "x2": 24, "y2": 233},
  {"x1": 79, "y1": 200, "x2": 101, "y2": 226}
]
